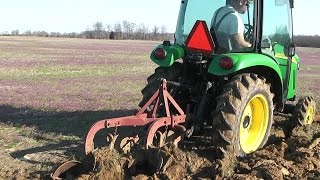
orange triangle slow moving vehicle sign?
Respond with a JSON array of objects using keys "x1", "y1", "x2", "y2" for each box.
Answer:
[{"x1": 185, "y1": 20, "x2": 215, "y2": 54}]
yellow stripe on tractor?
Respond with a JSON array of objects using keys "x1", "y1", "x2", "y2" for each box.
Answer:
[{"x1": 275, "y1": 53, "x2": 298, "y2": 64}]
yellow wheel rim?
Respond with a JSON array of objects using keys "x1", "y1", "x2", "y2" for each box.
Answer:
[
  {"x1": 240, "y1": 94, "x2": 269, "y2": 154},
  {"x1": 304, "y1": 105, "x2": 315, "y2": 125}
]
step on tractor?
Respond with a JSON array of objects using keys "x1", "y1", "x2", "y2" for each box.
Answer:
[{"x1": 52, "y1": 0, "x2": 317, "y2": 178}]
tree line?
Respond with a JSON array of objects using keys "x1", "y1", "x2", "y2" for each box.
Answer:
[
  {"x1": 293, "y1": 35, "x2": 320, "y2": 48},
  {"x1": 2, "y1": 21, "x2": 320, "y2": 47},
  {"x1": 3, "y1": 21, "x2": 173, "y2": 41}
]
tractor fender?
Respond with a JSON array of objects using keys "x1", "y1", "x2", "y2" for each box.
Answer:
[
  {"x1": 208, "y1": 53, "x2": 284, "y2": 104},
  {"x1": 208, "y1": 53, "x2": 283, "y2": 81}
]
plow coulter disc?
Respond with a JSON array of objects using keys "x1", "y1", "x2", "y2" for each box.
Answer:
[
  {"x1": 51, "y1": 153, "x2": 95, "y2": 180},
  {"x1": 51, "y1": 160, "x2": 82, "y2": 179}
]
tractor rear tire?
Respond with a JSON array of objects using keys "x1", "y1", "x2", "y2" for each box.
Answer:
[
  {"x1": 213, "y1": 73, "x2": 274, "y2": 156},
  {"x1": 295, "y1": 96, "x2": 316, "y2": 125},
  {"x1": 139, "y1": 62, "x2": 182, "y2": 109}
]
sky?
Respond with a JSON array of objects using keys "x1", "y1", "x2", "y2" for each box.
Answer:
[{"x1": 0, "y1": 0, "x2": 319, "y2": 35}]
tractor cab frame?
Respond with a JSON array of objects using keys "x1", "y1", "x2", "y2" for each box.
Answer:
[{"x1": 159, "y1": 0, "x2": 299, "y2": 109}]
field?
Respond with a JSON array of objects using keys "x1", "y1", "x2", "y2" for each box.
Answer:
[{"x1": 0, "y1": 36, "x2": 319, "y2": 179}]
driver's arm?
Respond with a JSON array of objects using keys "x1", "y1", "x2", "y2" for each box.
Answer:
[{"x1": 232, "y1": 33, "x2": 252, "y2": 48}]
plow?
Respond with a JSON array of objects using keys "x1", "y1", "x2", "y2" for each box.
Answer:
[
  {"x1": 84, "y1": 80, "x2": 187, "y2": 153},
  {"x1": 52, "y1": 80, "x2": 190, "y2": 179},
  {"x1": 52, "y1": 0, "x2": 317, "y2": 179}
]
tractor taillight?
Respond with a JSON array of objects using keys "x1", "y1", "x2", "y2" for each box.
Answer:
[
  {"x1": 153, "y1": 48, "x2": 167, "y2": 60},
  {"x1": 219, "y1": 57, "x2": 234, "y2": 69}
]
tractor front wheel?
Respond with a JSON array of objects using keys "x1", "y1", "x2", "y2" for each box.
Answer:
[
  {"x1": 213, "y1": 73, "x2": 274, "y2": 156},
  {"x1": 295, "y1": 96, "x2": 316, "y2": 125}
]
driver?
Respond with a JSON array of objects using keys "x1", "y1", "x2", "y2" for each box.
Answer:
[{"x1": 211, "y1": 0, "x2": 252, "y2": 52}]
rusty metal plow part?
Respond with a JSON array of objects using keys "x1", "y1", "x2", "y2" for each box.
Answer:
[
  {"x1": 145, "y1": 80, "x2": 187, "y2": 149},
  {"x1": 85, "y1": 114, "x2": 150, "y2": 155},
  {"x1": 85, "y1": 80, "x2": 187, "y2": 154},
  {"x1": 146, "y1": 115, "x2": 187, "y2": 149},
  {"x1": 51, "y1": 160, "x2": 82, "y2": 180},
  {"x1": 52, "y1": 80, "x2": 188, "y2": 179}
]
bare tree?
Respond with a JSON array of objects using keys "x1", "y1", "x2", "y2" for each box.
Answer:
[
  {"x1": 23, "y1": 30, "x2": 32, "y2": 36},
  {"x1": 160, "y1": 25, "x2": 167, "y2": 40},
  {"x1": 135, "y1": 23, "x2": 149, "y2": 40},
  {"x1": 39, "y1": 31, "x2": 49, "y2": 37},
  {"x1": 122, "y1": 20, "x2": 130, "y2": 39},
  {"x1": 152, "y1": 25, "x2": 159, "y2": 40},
  {"x1": 93, "y1": 21, "x2": 105, "y2": 39},
  {"x1": 114, "y1": 22, "x2": 122, "y2": 39},
  {"x1": 69, "y1": 32, "x2": 78, "y2": 38},
  {"x1": 142, "y1": 24, "x2": 149, "y2": 40},
  {"x1": 11, "y1": 30, "x2": 19, "y2": 36},
  {"x1": 135, "y1": 23, "x2": 144, "y2": 40},
  {"x1": 105, "y1": 24, "x2": 112, "y2": 32},
  {"x1": 128, "y1": 22, "x2": 136, "y2": 39},
  {"x1": 81, "y1": 27, "x2": 94, "y2": 39},
  {"x1": 105, "y1": 24, "x2": 112, "y2": 39},
  {"x1": 122, "y1": 20, "x2": 136, "y2": 39},
  {"x1": 50, "y1": 32, "x2": 62, "y2": 37}
]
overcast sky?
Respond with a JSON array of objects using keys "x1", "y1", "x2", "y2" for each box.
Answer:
[{"x1": 0, "y1": 0, "x2": 318, "y2": 35}]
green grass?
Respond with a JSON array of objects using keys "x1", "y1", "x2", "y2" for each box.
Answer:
[
  {"x1": 0, "y1": 64, "x2": 154, "y2": 80},
  {"x1": 0, "y1": 66, "x2": 117, "y2": 79},
  {"x1": 4, "y1": 142, "x2": 19, "y2": 149}
]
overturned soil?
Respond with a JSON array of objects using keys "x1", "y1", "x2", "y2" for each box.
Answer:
[{"x1": 58, "y1": 115, "x2": 320, "y2": 179}]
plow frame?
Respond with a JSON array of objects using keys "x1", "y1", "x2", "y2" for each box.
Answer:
[{"x1": 85, "y1": 79, "x2": 188, "y2": 154}]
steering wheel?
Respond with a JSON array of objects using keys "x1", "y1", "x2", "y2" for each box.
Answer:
[{"x1": 244, "y1": 23, "x2": 253, "y2": 42}]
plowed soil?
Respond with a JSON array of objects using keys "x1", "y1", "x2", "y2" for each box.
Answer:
[{"x1": 70, "y1": 115, "x2": 320, "y2": 179}]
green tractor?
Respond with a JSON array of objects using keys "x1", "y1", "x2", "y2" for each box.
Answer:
[
  {"x1": 140, "y1": 0, "x2": 316, "y2": 156},
  {"x1": 52, "y1": 0, "x2": 317, "y2": 178}
]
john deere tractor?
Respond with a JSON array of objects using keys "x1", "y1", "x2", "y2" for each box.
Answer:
[
  {"x1": 52, "y1": 0, "x2": 317, "y2": 178},
  {"x1": 139, "y1": 0, "x2": 316, "y2": 156}
]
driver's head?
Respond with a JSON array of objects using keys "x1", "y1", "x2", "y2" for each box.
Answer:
[{"x1": 229, "y1": 0, "x2": 252, "y2": 14}]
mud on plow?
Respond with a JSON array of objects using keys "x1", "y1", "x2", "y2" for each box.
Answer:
[{"x1": 52, "y1": 79, "x2": 191, "y2": 179}]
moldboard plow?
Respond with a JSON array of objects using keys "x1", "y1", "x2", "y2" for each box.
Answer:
[{"x1": 51, "y1": 79, "x2": 189, "y2": 179}]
